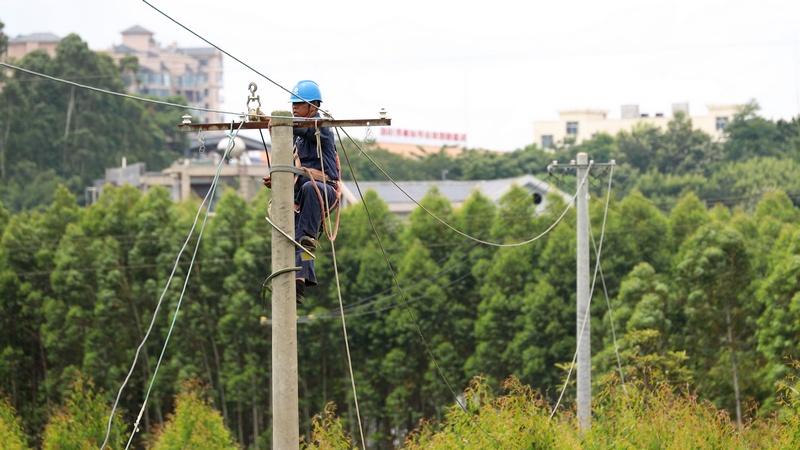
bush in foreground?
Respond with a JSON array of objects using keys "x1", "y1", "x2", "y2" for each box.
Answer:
[
  {"x1": 148, "y1": 380, "x2": 238, "y2": 450},
  {"x1": 307, "y1": 374, "x2": 798, "y2": 449},
  {"x1": 0, "y1": 394, "x2": 29, "y2": 449}
]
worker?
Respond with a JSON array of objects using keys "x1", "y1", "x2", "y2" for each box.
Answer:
[{"x1": 262, "y1": 80, "x2": 339, "y2": 304}]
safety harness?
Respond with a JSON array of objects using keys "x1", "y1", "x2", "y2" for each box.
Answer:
[{"x1": 293, "y1": 119, "x2": 342, "y2": 242}]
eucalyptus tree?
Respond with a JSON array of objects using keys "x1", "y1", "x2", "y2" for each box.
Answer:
[{"x1": 674, "y1": 221, "x2": 756, "y2": 425}]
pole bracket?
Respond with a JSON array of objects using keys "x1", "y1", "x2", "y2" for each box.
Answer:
[
  {"x1": 261, "y1": 267, "x2": 301, "y2": 309},
  {"x1": 270, "y1": 164, "x2": 306, "y2": 177}
]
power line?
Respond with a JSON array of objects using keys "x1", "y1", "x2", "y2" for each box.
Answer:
[
  {"x1": 0, "y1": 61, "x2": 236, "y2": 116},
  {"x1": 337, "y1": 127, "x2": 588, "y2": 247},
  {"x1": 549, "y1": 163, "x2": 615, "y2": 422},
  {"x1": 101, "y1": 124, "x2": 245, "y2": 449}
]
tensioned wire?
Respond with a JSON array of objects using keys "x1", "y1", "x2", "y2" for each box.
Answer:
[
  {"x1": 335, "y1": 128, "x2": 589, "y2": 248},
  {"x1": 300, "y1": 168, "x2": 573, "y2": 320},
  {"x1": 309, "y1": 120, "x2": 367, "y2": 446},
  {"x1": 297, "y1": 184, "x2": 571, "y2": 322},
  {"x1": 548, "y1": 163, "x2": 615, "y2": 422},
  {"x1": 591, "y1": 218, "x2": 628, "y2": 393},
  {"x1": 0, "y1": 61, "x2": 236, "y2": 116},
  {"x1": 296, "y1": 177, "x2": 560, "y2": 320},
  {"x1": 100, "y1": 122, "x2": 245, "y2": 449}
]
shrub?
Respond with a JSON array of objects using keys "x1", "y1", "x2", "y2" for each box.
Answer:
[
  {"x1": 0, "y1": 394, "x2": 29, "y2": 449},
  {"x1": 301, "y1": 402, "x2": 352, "y2": 450},
  {"x1": 148, "y1": 380, "x2": 238, "y2": 450},
  {"x1": 41, "y1": 375, "x2": 124, "y2": 450}
]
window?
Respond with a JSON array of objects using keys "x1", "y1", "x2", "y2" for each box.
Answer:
[
  {"x1": 541, "y1": 135, "x2": 554, "y2": 149},
  {"x1": 566, "y1": 121, "x2": 579, "y2": 136},
  {"x1": 716, "y1": 116, "x2": 729, "y2": 131}
]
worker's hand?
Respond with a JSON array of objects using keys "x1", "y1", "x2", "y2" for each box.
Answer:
[
  {"x1": 256, "y1": 108, "x2": 270, "y2": 124},
  {"x1": 262, "y1": 174, "x2": 272, "y2": 189}
]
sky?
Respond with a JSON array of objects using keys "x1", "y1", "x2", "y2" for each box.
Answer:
[{"x1": 2, "y1": 0, "x2": 800, "y2": 151}]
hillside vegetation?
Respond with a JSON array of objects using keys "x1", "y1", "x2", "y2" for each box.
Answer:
[{"x1": 2, "y1": 21, "x2": 800, "y2": 449}]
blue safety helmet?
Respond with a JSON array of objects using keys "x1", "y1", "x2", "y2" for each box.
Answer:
[{"x1": 290, "y1": 80, "x2": 322, "y2": 103}]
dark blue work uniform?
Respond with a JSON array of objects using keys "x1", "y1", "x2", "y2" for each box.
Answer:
[{"x1": 294, "y1": 113, "x2": 338, "y2": 286}]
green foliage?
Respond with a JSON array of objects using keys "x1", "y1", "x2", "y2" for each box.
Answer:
[
  {"x1": 403, "y1": 375, "x2": 792, "y2": 449},
  {"x1": 776, "y1": 359, "x2": 800, "y2": 444},
  {"x1": 596, "y1": 329, "x2": 692, "y2": 391},
  {"x1": 0, "y1": 34, "x2": 186, "y2": 213},
  {"x1": 615, "y1": 112, "x2": 720, "y2": 176},
  {"x1": 0, "y1": 394, "x2": 29, "y2": 450},
  {"x1": 589, "y1": 379, "x2": 785, "y2": 449},
  {"x1": 149, "y1": 380, "x2": 238, "y2": 450},
  {"x1": 301, "y1": 402, "x2": 352, "y2": 450},
  {"x1": 0, "y1": 20, "x2": 8, "y2": 57},
  {"x1": 723, "y1": 101, "x2": 797, "y2": 162},
  {"x1": 41, "y1": 375, "x2": 124, "y2": 450},
  {"x1": 1, "y1": 107, "x2": 800, "y2": 446},
  {"x1": 404, "y1": 376, "x2": 572, "y2": 449}
]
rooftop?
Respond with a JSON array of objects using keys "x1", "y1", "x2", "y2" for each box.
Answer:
[{"x1": 11, "y1": 32, "x2": 61, "y2": 43}]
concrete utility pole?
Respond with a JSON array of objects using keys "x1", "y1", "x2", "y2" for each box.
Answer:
[
  {"x1": 269, "y1": 110, "x2": 300, "y2": 449},
  {"x1": 179, "y1": 109, "x2": 390, "y2": 449},
  {"x1": 547, "y1": 152, "x2": 615, "y2": 433},
  {"x1": 575, "y1": 152, "x2": 591, "y2": 432}
]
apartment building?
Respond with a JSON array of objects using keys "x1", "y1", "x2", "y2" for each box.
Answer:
[
  {"x1": 533, "y1": 103, "x2": 739, "y2": 150},
  {"x1": 3, "y1": 26, "x2": 224, "y2": 124},
  {"x1": 106, "y1": 26, "x2": 224, "y2": 123}
]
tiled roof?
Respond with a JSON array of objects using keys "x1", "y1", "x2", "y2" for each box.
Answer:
[
  {"x1": 122, "y1": 25, "x2": 153, "y2": 35},
  {"x1": 11, "y1": 32, "x2": 61, "y2": 43},
  {"x1": 112, "y1": 44, "x2": 138, "y2": 54}
]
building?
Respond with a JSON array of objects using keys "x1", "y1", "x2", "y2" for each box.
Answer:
[
  {"x1": 105, "y1": 26, "x2": 224, "y2": 123},
  {"x1": 2, "y1": 26, "x2": 224, "y2": 124},
  {"x1": 96, "y1": 134, "x2": 270, "y2": 204},
  {"x1": 96, "y1": 135, "x2": 568, "y2": 221},
  {"x1": 533, "y1": 103, "x2": 740, "y2": 150},
  {"x1": 4, "y1": 32, "x2": 61, "y2": 60}
]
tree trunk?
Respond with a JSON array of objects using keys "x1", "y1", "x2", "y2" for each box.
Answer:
[
  {"x1": 39, "y1": 334, "x2": 50, "y2": 410},
  {"x1": 725, "y1": 304, "x2": 742, "y2": 426},
  {"x1": 1, "y1": 118, "x2": 10, "y2": 179},
  {"x1": 246, "y1": 338, "x2": 259, "y2": 445},
  {"x1": 237, "y1": 403, "x2": 244, "y2": 445},
  {"x1": 209, "y1": 325, "x2": 229, "y2": 427}
]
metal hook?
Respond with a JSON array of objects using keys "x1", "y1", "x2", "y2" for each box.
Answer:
[
  {"x1": 246, "y1": 82, "x2": 262, "y2": 122},
  {"x1": 247, "y1": 82, "x2": 261, "y2": 108}
]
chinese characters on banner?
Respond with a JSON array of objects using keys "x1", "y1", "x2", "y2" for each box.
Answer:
[{"x1": 379, "y1": 127, "x2": 467, "y2": 145}]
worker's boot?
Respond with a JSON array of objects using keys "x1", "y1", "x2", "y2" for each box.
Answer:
[{"x1": 299, "y1": 236, "x2": 317, "y2": 261}]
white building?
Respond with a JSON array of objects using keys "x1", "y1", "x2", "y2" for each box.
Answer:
[{"x1": 533, "y1": 103, "x2": 740, "y2": 150}]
